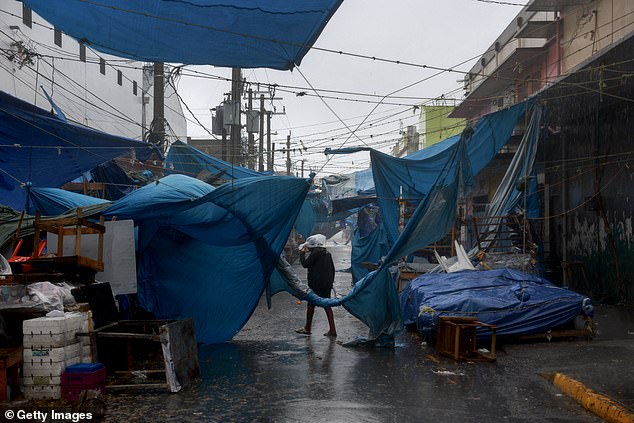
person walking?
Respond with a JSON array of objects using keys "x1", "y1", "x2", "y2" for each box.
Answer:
[{"x1": 295, "y1": 234, "x2": 337, "y2": 337}]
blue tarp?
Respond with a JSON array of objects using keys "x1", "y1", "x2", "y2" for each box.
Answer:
[
  {"x1": 269, "y1": 104, "x2": 531, "y2": 341},
  {"x1": 371, "y1": 102, "x2": 527, "y2": 244},
  {"x1": 23, "y1": 0, "x2": 343, "y2": 70},
  {"x1": 0, "y1": 91, "x2": 157, "y2": 212},
  {"x1": 91, "y1": 161, "x2": 139, "y2": 200},
  {"x1": 166, "y1": 140, "x2": 266, "y2": 181},
  {"x1": 400, "y1": 268, "x2": 590, "y2": 339},
  {"x1": 351, "y1": 205, "x2": 388, "y2": 283},
  {"x1": 21, "y1": 174, "x2": 309, "y2": 343},
  {"x1": 29, "y1": 187, "x2": 109, "y2": 216}
]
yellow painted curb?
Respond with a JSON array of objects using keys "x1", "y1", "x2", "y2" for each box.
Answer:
[{"x1": 545, "y1": 372, "x2": 634, "y2": 423}]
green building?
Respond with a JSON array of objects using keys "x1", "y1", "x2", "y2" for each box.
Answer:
[{"x1": 419, "y1": 105, "x2": 465, "y2": 149}]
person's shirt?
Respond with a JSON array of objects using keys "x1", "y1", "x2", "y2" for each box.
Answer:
[{"x1": 300, "y1": 247, "x2": 335, "y2": 291}]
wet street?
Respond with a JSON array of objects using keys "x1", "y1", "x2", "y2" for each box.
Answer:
[{"x1": 103, "y1": 242, "x2": 634, "y2": 422}]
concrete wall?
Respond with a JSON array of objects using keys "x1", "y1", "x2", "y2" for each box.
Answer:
[{"x1": 561, "y1": 0, "x2": 634, "y2": 73}]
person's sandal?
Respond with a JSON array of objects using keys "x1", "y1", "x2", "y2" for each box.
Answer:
[
  {"x1": 323, "y1": 331, "x2": 337, "y2": 337},
  {"x1": 295, "y1": 328, "x2": 311, "y2": 335}
]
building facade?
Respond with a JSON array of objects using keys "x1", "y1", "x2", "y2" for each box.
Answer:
[
  {"x1": 0, "y1": 1, "x2": 187, "y2": 143},
  {"x1": 453, "y1": 0, "x2": 634, "y2": 301}
]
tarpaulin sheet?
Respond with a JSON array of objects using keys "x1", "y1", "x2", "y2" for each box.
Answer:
[
  {"x1": 270, "y1": 127, "x2": 474, "y2": 340},
  {"x1": 351, "y1": 205, "x2": 388, "y2": 283},
  {"x1": 29, "y1": 187, "x2": 109, "y2": 216},
  {"x1": 0, "y1": 91, "x2": 157, "y2": 212},
  {"x1": 166, "y1": 140, "x2": 266, "y2": 180},
  {"x1": 91, "y1": 161, "x2": 139, "y2": 200},
  {"x1": 9, "y1": 174, "x2": 309, "y2": 343},
  {"x1": 472, "y1": 104, "x2": 542, "y2": 254},
  {"x1": 400, "y1": 268, "x2": 590, "y2": 338},
  {"x1": 371, "y1": 102, "x2": 527, "y2": 244},
  {"x1": 108, "y1": 174, "x2": 309, "y2": 343},
  {"x1": 22, "y1": 0, "x2": 343, "y2": 70}
]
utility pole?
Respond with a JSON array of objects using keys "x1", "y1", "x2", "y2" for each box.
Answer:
[
  {"x1": 286, "y1": 134, "x2": 291, "y2": 176},
  {"x1": 230, "y1": 67, "x2": 242, "y2": 165},
  {"x1": 258, "y1": 94, "x2": 265, "y2": 172},
  {"x1": 301, "y1": 160, "x2": 305, "y2": 178},
  {"x1": 271, "y1": 142, "x2": 275, "y2": 171},
  {"x1": 221, "y1": 128, "x2": 227, "y2": 161},
  {"x1": 266, "y1": 111, "x2": 272, "y2": 171},
  {"x1": 247, "y1": 88, "x2": 254, "y2": 169},
  {"x1": 152, "y1": 62, "x2": 165, "y2": 153}
]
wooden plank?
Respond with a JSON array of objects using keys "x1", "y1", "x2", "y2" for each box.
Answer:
[
  {"x1": 94, "y1": 332, "x2": 161, "y2": 341},
  {"x1": 106, "y1": 383, "x2": 170, "y2": 390},
  {"x1": 114, "y1": 370, "x2": 166, "y2": 375}
]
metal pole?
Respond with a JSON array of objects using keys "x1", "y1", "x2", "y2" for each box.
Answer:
[
  {"x1": 153, "y1": 62, "x2": 165, "y2": 153},
  {"x1": 221, "y1": 128, "x2": 227, "y2": 162},
  {"x1": 230, "y1": 67, "x2": 241, "y2": 165},
  {"x1": 258, "y1": 94, "x2": 265, "y2": 172},
  {"x1": 247, "y1": 88, "x2": 254, "y2": 169},
  {"x1": 266, "y1": 111, "x2": 272, "y2": 171},
  {"x1": 271, "y1": 142, "x2": 275, "y2": 171},
  {"x1": 301, "y1": 160, "x2": 305, "y2": 178},
  {"x1": 286, "y1": 134, "x2": 291, "y2": 176}
]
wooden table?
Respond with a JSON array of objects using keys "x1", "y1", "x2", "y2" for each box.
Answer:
[{"x1": 0, "y1": 346, "x2": 22, "y2": 401}]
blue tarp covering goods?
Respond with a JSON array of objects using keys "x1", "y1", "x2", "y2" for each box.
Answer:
[
  {"x1": 400, "y1": 268, "x2": 591, "y2": 339},
  {"x1": 0, "y1": 91, "x2": 157, "y2": 212},
  {"x1": 22, "y1": 0, "x2": 343, "y2": 70}
]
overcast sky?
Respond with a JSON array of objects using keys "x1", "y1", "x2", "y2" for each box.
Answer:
[{"x1": 178, "y1": 0, "x2": 529, "y2": 177}]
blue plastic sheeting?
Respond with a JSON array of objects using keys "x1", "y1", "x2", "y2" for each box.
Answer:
[
  {"x1": 24, "y1": 174, "x2": 309, "y2": 343},
  {"x1": 0, "y1": 91, "x2": 157, "y2": 212},
  {"x1": 351, "y1": 224, "x2": 389, "y2": 283},
  {"x1": 23, "y1": 0, "x2": 343, "y2": 70},
  {"x1": 106, "y1": 174, "x2": 309, "y2": 343},
  {"x1": 294, "y1": 199, "x2": 316, "y2": 238},
  {"x1": 270, "y1": 105, "x2": 529, "y2": 341},
  {"x1": 29, "y1": 188, "x2": 109, "y2": 216},
  {"x1": 351, "y1": 205, "x2": 387, "y2": 283},
  {"x1": 400, "y1": 268, "x2": 590, "y2": 338},
  {"x1": 166, "y1": 140, "x2": 266, "y2": 181},
  {"x1": 91, "y1": 161, "x2": 138, "y2": 200},
  {"x1": 371, "y1": 102, "x2": 527, "y2": 244}
]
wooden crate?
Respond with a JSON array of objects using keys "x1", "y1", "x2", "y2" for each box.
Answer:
[{"x1": 435, "y1": 316, "x2": 496, "y2": 362}]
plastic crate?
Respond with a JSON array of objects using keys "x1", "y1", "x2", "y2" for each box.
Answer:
[
  {"x1": 62, "y1": 363, "x2": 106, "y2": 387},
  {"x1": 64, "y1": 363, "x2": 104, "y2": 373},
  {"x1": 61, "y1": 382, "x2": 105, "y2": 402},
  {"x1": 61, "y1": 363, "x2": 106, "y2": 402}
]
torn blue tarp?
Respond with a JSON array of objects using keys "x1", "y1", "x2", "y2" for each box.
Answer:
[
  {"x1": 372, "y1": 101, "x2": 527, "y2": 244},
  {"x1": 270, "y1": 104, "x2": 529, "y2": 341},
  {"x1": 0, "y1": 91, "x2": 157, "y2": 212},
  {"x1": 400, "y1": 268, "x2": 591, "y2": 339},
  {"x1": 351, "y1": 205, "x2": 388, "y2": 283},
  {"x1": 294, "y1": 199, "x2": 317, "y2": 238},
  {"x1": 22, "y1": 0, "x2": 343, "y2": 70},
  {"x1": 16, "y1": 174, "x2": 309, "y2": 343},
  {"x1": 90, "y1": 161, "x2": 140, "y2": 201},
  {"x1": 166, "y1": 140, "x2": 266, "y2": 181},
  {"x1": 270, "y1": 125, "x2": 475, "y2": 341},
  {"x1": 29, "y1": 187, "x2": 109, "y2": 216}
]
